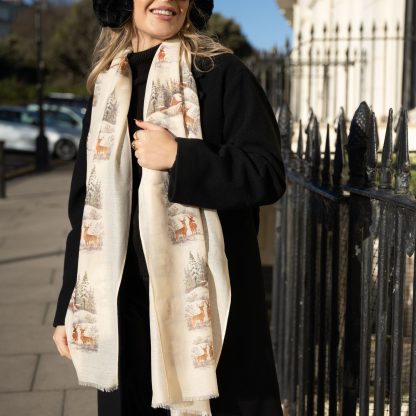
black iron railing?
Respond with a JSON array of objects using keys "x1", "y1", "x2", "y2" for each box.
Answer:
[{"x1": 271, "y1": 101, "x2": 415, "y2": 415}]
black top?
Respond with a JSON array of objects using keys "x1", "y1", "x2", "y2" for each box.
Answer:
[{"x1": 126, "y1": 43, "x2": 161, "y2": 285}]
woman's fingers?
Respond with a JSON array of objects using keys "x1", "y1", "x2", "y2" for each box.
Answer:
[
  {"x1": 52, "y1": 326, "x2": 72, "y2": 360},
  {"x1": 132, "y1": 126, "x2": 177, "y2": 169},
  {"x1": 134, "y1": 119, "x2": 165, "y2": 131}
]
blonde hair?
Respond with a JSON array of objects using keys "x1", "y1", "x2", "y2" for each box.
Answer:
[{"x1": 86, "y1": 3, "x2": 232, "y2": 94}]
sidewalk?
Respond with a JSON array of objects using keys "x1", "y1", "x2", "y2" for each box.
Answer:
[{"x1": 0, "y1": 163, "x2": 97, "y2": 416}]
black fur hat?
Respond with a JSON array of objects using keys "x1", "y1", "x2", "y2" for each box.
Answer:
[{"x1": 92, "y1": 0, "x2": 214, "y2": 31}]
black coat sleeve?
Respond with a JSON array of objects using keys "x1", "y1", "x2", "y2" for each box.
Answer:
[
  {"x1": 52, "y1": 96, "x2": 93, "y2": 327},
  {"x1": 167, "y1": 63, "x2": 286, "y2": 210}
]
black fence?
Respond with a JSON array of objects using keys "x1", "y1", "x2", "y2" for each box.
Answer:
[
  {"x1": 245, "y1": 50, "x2": 289, "y2": 113},
  {"x1": 271, "y1": 101, "x2": 415, "y2": 415},
  {"x1": 286, "y1": 21, "x2": 409, "y2": 122}
]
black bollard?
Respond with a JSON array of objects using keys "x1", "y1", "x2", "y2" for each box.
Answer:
[{"x1": 0, "y1": 140, "x2": 5, "y2": 198}]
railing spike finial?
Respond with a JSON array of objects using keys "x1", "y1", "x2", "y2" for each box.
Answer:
[
  {"x1": 305, "y1": 107, "x2": 315, "y2": 135},
  {"x1": 295, "y1": 120, "x2": 304, "y2": 172},
  {"x1": 333, "y1": 107, "x2": 347, "y2": 189},
  {"x1": 366, "y1": 112, "x2": 379, "y2": 188},
  {"x1": 304, "y1": 110, "x2": 314, "y2": 179},
  {"x1": 346, "y1": 101, "x2": 372, "y2": 187},
  {"x1": 311, "y1": 115, "x2": 322, "y2": 183},
  {"x1": 379, "y1": 108, "x2": 394, "y2": 189},
  {"x1": 277, "y1": 102, "x2": 293, "y2": 162},
  {"x1": 304, "y1": 108, "x2": 314, "y2": 157},
  {"x1": 297, "y1": 120, "x2": 304, "y2": 159},
  {"x1": 322, "y1": 123, "x2": 331, "y2": 187},
  {"x1": 393, "y1": 106, "x2": 404, "y2": 153},
  {"x1": 394, "y1": 109, "x2": 410, "y2": 194}
]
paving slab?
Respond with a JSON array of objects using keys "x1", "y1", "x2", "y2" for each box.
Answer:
[
  {"x1": 64, "y1": 389, "x2": 97, "y2": 416},
  {"x1": 1, "y1": 324, "x2": 57, "y2": 355},
  {"x1": 0, "y1": 266, "x2": 55, "y2": 286},
  {"x1": 0, "y1": 282, "x2": 62, "y2": 305},
  {"x1": 0, "y1": 354, "x2": 38, "y2": 392},
  {"x1": 33, "y1": 353, "x2": 81, "y2": 391},
  {"x1": 0, "y1": 390, "x2": 64, "y2": 416},
  {"x1": 0, "y1": 303, "x2": 47, "y2": 325}
]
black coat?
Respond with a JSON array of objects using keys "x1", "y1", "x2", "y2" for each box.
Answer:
[{"x1": 53, "y1": 52, "x2": 286, "y2": 414}]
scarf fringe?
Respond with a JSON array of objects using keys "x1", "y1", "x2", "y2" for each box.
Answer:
[
  {"x1": 182, "y1": 394, "x2": 220, "y2": 401},
  {"x1": 78, "y1": 380, "x2": 119, "y2": 393},
  {"x1": 152, "y1": 394, "x2": 220, "y2": 416}
]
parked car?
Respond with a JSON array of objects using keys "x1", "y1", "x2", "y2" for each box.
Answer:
[
  {"x1": 44, "y1": 92, "x2": 88, "y2": 113},
  {"x1": 0, "y1": 106, "x2": 81, "y2": 161},
  {"x1": 26, "y1": 103, "x2": 83, "y2": 130}
]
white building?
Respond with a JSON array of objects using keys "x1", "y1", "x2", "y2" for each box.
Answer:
[{"x1": 277, "y1": 0, "x2": 415, "y2": 124}]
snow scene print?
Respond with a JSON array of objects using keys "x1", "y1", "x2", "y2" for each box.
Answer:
[
  {"x1": 146, "y1": 49, "x2": 200, "y2": 137},
  {"x1": 94, "y1": 91, "x2": 118, "y2": 161},
  {"x1": 81, "y1": 208, "x2": 103, "y2": 252},
  {"x1": 169, "y1": 212, "x2": 202, "y2": 244},
  {"x1": 68, "y1": 271, "x2": 99, "y2": 352},
  {"x1": 192, "y1": 336, "x2": 215, "y2": 368},
  {"x1": 81, "y1": 165, "x2": 103, "y2": 251},
  {"x1": 161, "y1": 176, "x2": 203, "y2": 245},
  {"x1": 184, "y1": 252, "x2": 211, "y2": 329}
]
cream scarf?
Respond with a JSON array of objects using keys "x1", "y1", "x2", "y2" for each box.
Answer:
[{"x1": 64, "y1": 39, "x2": 231, "y2": 416}]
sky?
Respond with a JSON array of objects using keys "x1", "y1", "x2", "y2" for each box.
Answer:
[{"x1": 213, "y1": 0, "x2": 293, "y2": 51}]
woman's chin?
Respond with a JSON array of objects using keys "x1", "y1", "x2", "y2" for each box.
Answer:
[{"x1": 147, "y1": 31, "x2": 180, "y2": 42}]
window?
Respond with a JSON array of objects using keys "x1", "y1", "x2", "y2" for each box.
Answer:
[
  {"x1": 0, "y1": 109, "x2": 21, "y2": 122},
  {"x1": 45, "y1": 111, "x2": 77, "y2": 127}
]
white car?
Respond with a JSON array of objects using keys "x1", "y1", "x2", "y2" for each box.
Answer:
[
  {"x1": 0, "y1": 106, "x2": 81, "y2": 161},
  {"x1": 26, "y1": 103, "x2": 84, "y2": 130}
]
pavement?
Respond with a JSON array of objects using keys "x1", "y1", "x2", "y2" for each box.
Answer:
[{"x1": 0, "y1": 162, "x2": 97, "y2": 416}]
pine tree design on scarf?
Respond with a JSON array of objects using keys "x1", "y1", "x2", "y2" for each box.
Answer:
[
  {"x1": 103, "y1": 91, "x2": 118, "y2": 124},
  {"x1": 68, "y1": 271, "x2": 99, "y2": 352},
  {"x1": 81, "y1": 165, "x2": 103, "y2": 251},
  {"x1": 85, "y1": 166, "x2": 102, "y2": 209},
  {"x1": 94, "y1": 90, "x2": 118, "y2": 160},
  {"x1": 184, "y1": 252, "x2": 211, "y2": 330},
  {"x1": 146, "y1": 76, "x2": 199, "y2": 130}
]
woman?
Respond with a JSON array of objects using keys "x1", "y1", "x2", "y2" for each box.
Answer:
[{"x1": 52, "y1": 1, "x2": 286, "y2": 415}]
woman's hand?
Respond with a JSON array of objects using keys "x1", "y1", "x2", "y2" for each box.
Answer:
[
  {"x1": 132, "y1": 120, "x2": 178, "y2": 171},
  {"x1": 52, "y1": 325, "x2": 72, "y2": 360}
]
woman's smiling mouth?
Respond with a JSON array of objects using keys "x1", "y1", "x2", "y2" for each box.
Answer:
[{"x1": 149, "y1": 8, "x2": 178, "y2": 17}]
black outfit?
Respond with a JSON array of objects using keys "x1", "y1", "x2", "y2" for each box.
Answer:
[{"x1": 53, "y1": 45, "x2": 286, "y2": 416}]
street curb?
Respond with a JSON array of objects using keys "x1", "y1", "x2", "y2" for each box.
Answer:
[{"x1": 5, "y1": 159, "x2": 69, "y2": 180}]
